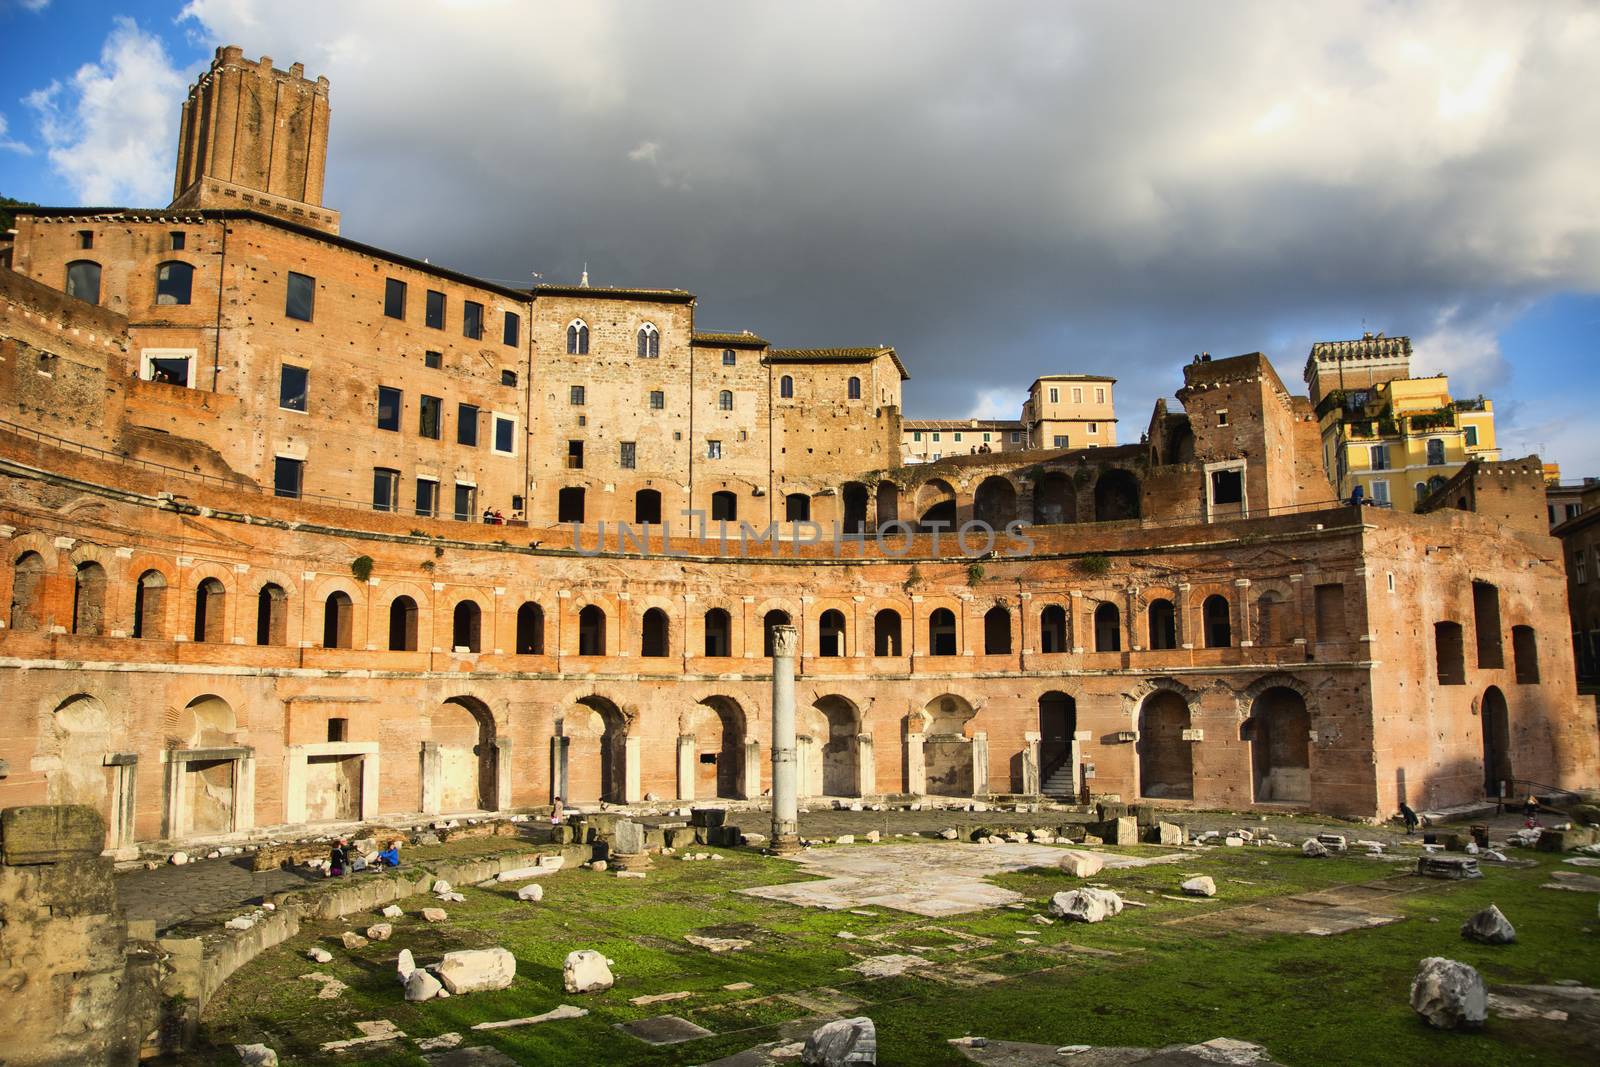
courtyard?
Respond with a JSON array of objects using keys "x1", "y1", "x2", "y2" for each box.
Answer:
[{"x1": 170, "y1": 811, "x2": 1600, "y2": 1066}]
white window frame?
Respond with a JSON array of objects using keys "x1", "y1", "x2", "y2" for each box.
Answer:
[
  {"x1": 1203, "y1": 458, "x2": 1248, "y2": 520},
  {"x1": 707, "y1": 439, "x2": 722, "y2": 459},
  {"x1": 1370, "y1": 479, "x2": 1390, "y2": 505},
  {"x1": 491, "y1": 412, "x2": 518, "y2": 456},
  {"x1": 1072, "y1": 387, "x2": 1083, "y2": 403},
  {"x1": 140, "y1": 348, "x2": 197, "y2": 389}
]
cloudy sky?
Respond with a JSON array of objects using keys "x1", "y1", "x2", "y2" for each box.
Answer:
[{"x1": 2, "y1": 1, "x2": 1597, "y2": 474}]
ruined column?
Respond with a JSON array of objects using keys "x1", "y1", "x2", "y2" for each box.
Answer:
[
  {"x1": 856, "y1": 733, "x2": 876, "y2": 797},
  {"x1": 769, "y1": 624, "x2": 801, "y2": 854},
  {"x1": 420, "y1": 741, "x2": 442, "y2": 815},
  {"x1": 972, "y1": 731, "x2": 990, "y2": 797},
  {"x1": 742, "y1": 738, "x2": 761, "y2": 800},
  {"x1": 1022, "y1": 732, "x2": 1041, "y2": 795},
  {"x1": 677, "y1": 734, "x2": 696, "y2": 801},
  {"x1": 623, "y1": 735, "x2": 643, "y2": 804},
  {"x1": 905, "y1": 732, "x2": 927, "y2": 794}
]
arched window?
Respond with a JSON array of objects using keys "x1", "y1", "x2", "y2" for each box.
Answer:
[
  {"x1": 983, "y1": 605, "x2": 1011, "y2": 654},
  {"x1": 718, "y1": 389, "x2": 733, "y2": 411},
  {"x1": 819, "y1": 609, "x2": 846, "y2": 657},
  {"x1": 389, "y1": 595, "x2": 419, "y2": 651},
  {"x1": 134, "y1": 570, "x2": 167, "y2": 639},
  {"x1": 566, "y1": 319, "x2": 589, "y2": 355},
  {"x1": 1093, "y1": 602, "x2": 1121, "y2": 652},
  {"x1": 452, "y1": 600, "x2": 482, "y2": 653},
  {"x1": 578, "y1": 605, "x2": 606, "y2": 656},
  {"x1": 9, "y1": 551, "x2": 45, "y2": 632},
  {"x1": 1203, "y1": 594, "x2": 1231, "y2": 648},
  {"x1": 637, "y1": 323, "x2": 660, "y2": 358},
  {"x1": 928, "y1": 608, "x2": 957, "y2": 656},
  {"x1": 155, "y1": 261, "x2": 194, "y2": 305},
  {"x1": 193, "y1": 578, "x2": 225, "y2": 643},
  {"x1": 558, "y1": 486, "x2": 585, "y2": 524},
  {"x1": 874, "y1": 609, "x2": 903, "y2": 656},
  {"x1": 780, "y1": 375, "x2": 794, "y2": 399},
  {"x1": 848, "y1": 376, "x2": 861, "y2": 400},
  {"x1": 1039, "y1": 604, "x2": 1068, "y2": 653},
  {"x1": 710, "y1": 490, "x2": 737, "y2": 522},
  {"x1": 72, "y1": 561, "x2": 107, "y2": 636},
  {"x1": 1148, "y1": 598, "x2": 1177, "y2": 650},
  {"x1": 641, "y1": 607, "x2": 669, "y2": 657},
  {"x1": 704, "y1": 608, "x2": 731, "y2": 657},
  {"x1": 762, "y1": 610, "x2": 791, "y2": 657},
  {"x1": 635, "y1": 488, "x2": 662, "y2": 524},
  {"x1": 785, "y1": 493, "x2": 810, "y2": 522},
  {"x1": 323, "y1": 591, "x2": 354, "y2": 649},
  {"x1": 257, "y1": 583, "x2": 287, "y2": 646},
  {"x1": 516, "y1": 602, "x2": 544, "y2": 654},
  {"x1": 66, "y1": 260, "x2": 101, "y2": 304}
]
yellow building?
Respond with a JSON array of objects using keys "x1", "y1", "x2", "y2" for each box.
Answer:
[
  {"x1": 1303, "y1": 334, "x2": 1499, "y2": 511},
  {"x1": 1022, "y1": 375, "x2": 1117, "y2": 450}
]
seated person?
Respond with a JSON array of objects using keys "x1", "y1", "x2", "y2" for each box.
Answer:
[{"x1": 377, "y1": 840, "x2": 402, "y2": 867}]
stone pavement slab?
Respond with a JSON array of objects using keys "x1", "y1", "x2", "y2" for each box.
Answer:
[{"x1": 739, "y1": 842, "x2": 1182, "y2": 916}]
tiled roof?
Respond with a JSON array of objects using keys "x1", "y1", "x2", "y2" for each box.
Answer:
[
  {"x1": 533, "y1": 284, "x2": 695, "y2": 304},
  {"x1": 766, "y1": 346, "x2": 909, "y2": 380},
  {"x1": 692, "y1": 331, "x2": 769, "y2": 348}
]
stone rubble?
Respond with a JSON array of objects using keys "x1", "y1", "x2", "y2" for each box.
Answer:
[
  {"x1": 341, "y1": 931, "x2": 369, "y2": 950},
  {"x1": 1058, "y1": 850, "x2": 1105, "y2": 878},
  {"x1": 1049, "y1": 887, "x2": 1124, "y2": 924},
  {"x1": 1460, "y1": 904, "x2": 1516, "y2": 945},
  {"x1": 421, "y1": 908, "x2": 448, "y2": 922},
  {"x1": 404, "y1": 969, "x2": 442, "y2": 1002},
  {"x1": 396, "y1": 948, "x2": 415, "y2": 983},
  {"x1": 380, "y1": 904, "x2": 403, "y2": 918},
  {"x1": 517, "y1": 882, "x2": 544, "y2": 901},
  {"x1": 803, "y1": 1015, "x2": 877, "y2": 1065},
  {"x1": 1181, "y1": 876, "x2": 1217, "y2": 897},
  {"x1": 563, "y1": 949, "x2": 615, "y2": 993},
  {"x1": 1302, "y1": 839, "x2": 1328, "y2": 858},
  {"x1": 306, "y1": 947, "x2": 333, "y2": 964},
  {"x1": 234, "y1": 1043, "x2": 278, "y2": 1066},
  {"x1": 365, "y1": 923, "x2": 392, "y2": 942},
  {"x1": 1410, "y1": 957, "x2": 1487, "y2": 1029},
  {"x1": 436, "y1": 947, "x2": 517, "y2": 994}
]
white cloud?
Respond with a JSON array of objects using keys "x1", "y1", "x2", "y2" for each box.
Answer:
[
  {"x1": 0, "y1": 113, "x2": 31, "y2": 154},
  {"x1": 1411, "y1": 304, "x2": 1518, "y2": 392},
  {"x1": 19, "y1": 0, "x2": 52, "y2": 11},
  {"x1": 26, "y1": 18, "x2": 190, "y2": 204},
  {"x1": 968, "y1": 388, "x2": 1022, "y2": 420}
]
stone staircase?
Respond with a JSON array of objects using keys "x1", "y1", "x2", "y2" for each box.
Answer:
[{"x1": 1042, "y1": 765, "x2": 1076, "y2": 796}]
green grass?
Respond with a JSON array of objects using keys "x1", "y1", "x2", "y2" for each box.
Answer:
[{"x1": 184, "y1": 842, "x2": 1600, "y2": 1066}]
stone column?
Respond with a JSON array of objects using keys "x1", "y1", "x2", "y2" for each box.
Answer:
[
  {"x1": 769, "y1": 624, "x2": 800, "y2": 854},
  {"x1": 856, "y1": 733, "x2": 876, "y2": 797},
  {"x1": 677, "y1": 734, "x2": 696, "y2": 801},
  {"x1": 420, "y1": 741, "x2": 442, "y2": 815},
  {"x1": 905, "y1": 732, "x2": 927, "y2": 794},
  {"x1": 549, "y1": 735, "x2": 569, "y2": 803},
  {"x1": 623, "y1": 735, "x2": 642, "y2": 804},
  {"x1": 493, "y1": 739, "x2": 513, "y2": 811},
  {"x1": 103, "y1": 754, "x2": 137, "y2": 856},
  {"x1": 1022, "y1": 732, "x2": 1041, "y2": 795},
  {"x1": 972, "y1": 731, "x2": 990, "y2": 797},
  {"x1": 743, "y1": 738, "x2": 761, "y2": 800},
  {"x1": 796, "y1": 736, "x2": 815, "y2": 799}
]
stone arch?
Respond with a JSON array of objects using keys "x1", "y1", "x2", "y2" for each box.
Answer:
[
  {"x1": 1202, "y1": 593, "x2": 1232, "y2": 647},
  {"x1": 565, "y1": 695, "x2": 629, "y2": 803},
  {"x1": 927, "y1": 606, "x2": 958, "y2": 656},
  {"x1": 44, "y1": 694, "x2": 115, "y2": 829},
  {"x1": 1481, "y1": 685, "x2": 1512, "y2": 797},
  {"x1": 973, "y1": 475, "x2": 1019, "y2": 528},
  {"x1": 640, "y1": 606, "x2": 672, "y2": 657},
  {"x1": 452, "y1": 599, "x2": 483, "y2": 653},
  {"x1": 71, "y1": 560, "x2": 108, "y2": 636},
  {"x1": 1136, "y1": 688, "x2": 1194, "y2": 799},
  {"x1": 875, "y1": 480, "x2": 900, "y2": 525},
  {"x1": 432, "y1": 695, "x2": 499, "y2": 812},
  {"x1": 873, "y1": 607, "x2": 904, "y2": 656},
  {"x1": 922, "y1": 693, "x2": 978, "y2": 797},
  {"x1": 168, "y1": 693, "x2": 237, "y2": 748},
  {"x1": 516, "y1": 601, "x2": 546, "y2": 654},
  {"x1": 1243, "y1": 685, "x2": 1311, "y2": 803},
  {"x1": 577, "y1": 604, "x2": 608, "y2": 656},
  {"x1": 192, "y1": 575, "x2": 228, "y2": 643},
  {"x1": 916, "y1": 478, "x2": 957, "y2": 529},
  {"x1": 133, "y1": 568, "x2": 169, "y2": 640},
  {"x1": 687, "y1": 695, "x2": 750, "y2": 799},
  {"x1": 983, "y1": 603, "x2": 1012, "y2": 654},
  {"x1": 1093, "y1": 600, "x2": 1122, "y2": 652},
  {"x1": 817, "y1": 606, "x2": 848, "y2": 658},
  {"x1": 841, "y1": 481, "x2": 871, "y2": 534},
  {"x1": 9, "y1": 549, "x2": 49, "y2": 632},
  {"x1": 801, "y1": 695, "x2": 861, "y2": 798},
  {"x1": 1039, "y1": 602, "x2": 1070, "y2": 653},
  {"x1": 1093, "y1": 468, "x2": 1141, "y2": 521},
  {"x1": 1032, "y1": 470, "x2": 1077, "y2": 525},
  {"x1": 1147, "y1": 597, "x2": 1178, "y2": 650}
]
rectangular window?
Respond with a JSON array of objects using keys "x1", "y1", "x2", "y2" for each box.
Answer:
[
  {"x1": 424, "y1": 350, "x2": 443, "y2": 369},
  {"x1": 954, "y1": 432, "x2": 963, "y2": 442},
  {"x1": 1211, "y1": 467, "x2": 1244, "y2": 505},
  {"x1": 458, "y1": 403, "x2": 479, "y2": 446},
  {"x1": 416, "y1": 477, "x2": 438, "y2": 518},
  {"x1": 567, "y1": 440, "x2": 584, "y2": 469},
  {"x1": 377, "y1": 386, "x2": 402, "y2": 431},
  {"x1": 372, "y1": 468, "x2": 399, "y2": 512},
  {"x1": 722, "y1": 349, "x2": 736, "y2": 366},
  {"x1": 493, "y1": 414, "x2": 516, "y2": 455},
  {"x1": 1053, "y1": 435, "x2": 1068, "y2": 448},
  {"x1": 1371, "y1": 479, "x2": 1390, "y2": 505},
  {"x1": 1049, "y1": 388, "x2": 1059, "y2": 403},
  {"x1": 1577, "y1": 553, "x2": 1588, "y2": 584},
  {"x1": 983, "y1": 433, "x2": 991, "y2": 442},
  {"x1": 501, "y1": 369, "x2": 517, "y2": 387},
  {"x1": 1072, "y1": 387, "x2": 1083, "y2": 403},
  {"x1": 570, "y1": 385, "x2": 586, "y2": 405},
  {"x1": 1464, "y1": 425, "x2": 1479, "y2": 447},
  {"x1": 286, "y1": 272, "x2": 315, "y2": 321},
  {"x1": 503, "y1": 311, "x2": 520, "y2": 347},
  {"x1": 279, "y1": 364, "x2": 308, "y2": 411},
  {"x1": 649, "y1": 390, "x2": 664, "y2": 410},
  {"x1": 707, "y1": 439, "x2": 722, "y2": 459},
  {"x1": 1088, "y1": 422, "x2": 1099, "y2": 433},
  {"x1": 425, "y1": 289, "x2": 445, "y2": 329},
  {"x1": 384, "y1": 278, "x2": 406, "y2": 320},
  {"x1": 1096, "y1": 387, "x2": 1105, "y2": 403},
  {"x1": 1568, "y1": 503, "x2": 1582, "y2": 520},
  {"x1": 1011, "y1": 431, "x2": 1021, "y2": 443},
  {"x1": 78, "y1": 230, "x2": 93, "y2": 250},
  {"x1": 620, "y1": 441, "x2": 636, "y2": 469},
  {"x1": 273, "y1": 456, "x2": 303, "y2": 499},
  {"x1": 143, "y1": 352, "x2": 192, "y2": 387},
  {"x1": 170, "y1": 231, "x2": 186, "y2": 251},
  {"x1": 913, "y1": 431, "x2": 922, "y2": 442},
  {"x1": 463, "y1": 300, "x2": 484, "y2": 339},
  {"x1": 1370, "y1": 443, "x2": 1390, "y2": 470},
  {"x1": 932, "y1": 432, "x2": 941, "y2": 442},
  {"x1": 419, "y1": 394, "x2": 442, "y2": 439},
  {"x1": 454, "y1": 483, "x2": 476, "y2": 522}
]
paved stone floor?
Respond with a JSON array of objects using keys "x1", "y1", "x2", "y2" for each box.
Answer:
[
  {"x1": 740, "y1": 842, "x2": 1183, "y2": 916},
  {"x1": 117, "y1": 859, "x2": 320, "y2": 931}
]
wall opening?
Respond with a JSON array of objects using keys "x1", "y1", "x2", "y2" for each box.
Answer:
[
  {"x1": 1512, "y1": 625, "x2": 1539, "y2": 684},
  {"x1": 703, "y1": 608, "x2": 731, "y2": 657},
  {"x1": 916, "y1": 479, "x2": 956, "y2": 530},
  {"x1": 578, "y1": 605, "x2": 607, "y2": 656},
  {"x1": 923, "y1": 695, "x2": 977, "y2": 797},
  {"x1": 973, "y1": 476, "x2": 1018, "y2": 527},
  {"x1": 1093, "y1": 469, "x2": 1141, "y2": 521},
  {"x1": 1473, "y1": 581, "x2": 1504, "y2": 669},
  {"x1": 842, "y1": 482, "x2": 870, "y2": 534},
  {"x1": 762, "y1": 609, "x2": 791, "y2": 656},
  {"x1": 1032, "y1": 471, "x2": 1076, "y2": 525},
  {"x1": 1435, "y1": 621, "x2": 1466, "y2": 684},
  {"x1": 256, "y1": 583, "x2": 287, "y2": 646},
  {"x1": 1481, "y1": 686, "x2": 1512, "y2": 797},
  {"x1": 134, "y1": 570, "x2": 167, "y2": 639},
  {"x1": 516, "y1": 602, "x2": 544, "y2": 654},
  {"x1": 1246, "y1": 686, "x2": 1310, "y2": 803},
  {"x1": 323, "y1": 591, "x2": 354, "y2": 649},
  {"x1": 634, "y1": 488, "x2": 662, "y2": 525},
  {"x1": 1094, "y1": 602, "x2": 1121, "y2": 652},
  {"x1": 72, "y1": 561, "x2": 107, "y2": 636},
  {"x1": 451, "y1": 600, "x2": 482, "y2": 653},
  {"x1": 641, "y1": 607, "x2": 670, "y2": 657},
  {"x1": 389, "y1": 595, "x2": 419, "y2": 651},
  {"x1": 873, "y1": 609, "x2": 902, "y2": 655},
  {"x1": 1039, "y1": 604, "x2": 1068, "y2": 653},
  {"x1": 928, "y1": 608, "x2": 957, "y2": 655},
  {"x1": 1038, "y1": 691, "x2": 1077, "y2": 794},
  {"x1": 1148, "y1": 598, "x2": 1177, "y2": 650},
  {"x1": 818, "y1": 609, "x2": 846, "y2": 657},
  {"x1": 193, "y1": 578, "x2": 225, "y2": 643},
  {"x1": 1203, "y1": 594, "x2": 1231, "y2": 648},
  {"x1": 9, "y1": 551, "x2": 45, "y2": 631},
  {"x1": 983, "y1": 605, "x2": 1012, "y2": 654},
  {"x1": 1137, "y1": 690, "x2": 1193, "y2": 799}
]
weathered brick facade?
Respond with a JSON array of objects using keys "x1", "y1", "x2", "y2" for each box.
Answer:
[{"x1": 0, "y1": 45, "x2": 1593, "y2": 851}]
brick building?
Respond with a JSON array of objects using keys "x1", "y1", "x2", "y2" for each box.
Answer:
[{"x1": 0, "y1": 47, "x2": 1593, "y2": 853}]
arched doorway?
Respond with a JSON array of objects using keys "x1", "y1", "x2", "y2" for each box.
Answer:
[
  {"x1": 689, "y1": 697, "x2": 748, "y2": 799},
  {"x1": 170, "y1": 695, "x2": 242, "y2": 835},
  {"x1": 1137, "y1": 690, "x2": 1193, "y2": 799},
  {"x1": 924, "y1": 694, "x2": 977, "y2": 797},
  {"x1": 874, "y1": 609, "x2": 903, "y2": 656},
  {"x1": 1246, "y1": 686, "x2": 1310, "y2": 803},
  {"x1": 641, "y1": 607, "x2": 670, "y2": 657},
  {"x1": 1094, "y1": 469, "x2": 1141, "y2": 521},
  {"x1": 875, "y1": 480, "x2": 900, "y2": 524},
  {"x1": 917, "y1": 479, "x2": 957, "y2": 529},
  {"x1": 47, "y1": 694, "x2": 114, "y2": 842},
  {"x1": 635, "y1": 488, "x2": 662, "y2": 524},
  {"x1": 1038, "y1": 691, "x2": 1077, "y2": 795},
  {"x1": 1032, "y1": 472, "x2": 1076, "y2": 525},
  {"x1": 1481, "y1": 686, "x2": 1512, "y2": 798},
  {"x1": 432, "y1": 697, "x2": 498, "y2": 812},
  {"x1": 973, "y1": 476, "x2": 1017, "y2": 527},
  {"x1": 804, "y1": 696, "x2": 860, "y2": 797},
  {"x1": 566, "y1": 696, "x2": 627, "y2": 803},
  {"x1": 842, "y1": 482, "x2": 870, "y2": 534}
]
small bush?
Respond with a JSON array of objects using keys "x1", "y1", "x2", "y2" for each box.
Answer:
[
  {"x1": 350, "y1": 555, "x2": 374, "y2": 583},
  {"x1": 1077, "y1": 553, "x2": 1111, "y2": 577}
]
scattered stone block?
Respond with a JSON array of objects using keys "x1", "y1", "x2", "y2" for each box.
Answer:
[
  {"x1": 564, "y1": 949, "x2": 615, "y2": 993},
  {"x1": 1181, "y1": 876, "x2": 1217, "y2": 897},
  {"x1": 1317, "y1": 833, "x2": 1348, "y2": 852},
  {"x1": 405, "y1": 969, "x2": 442, "y2": 1002},
  {"x1": 1302, "y1": 839, "x2": 1328, "y2": 858},
  {"x1": 1049, "y1": 888, "x2": 1124, "y2": 923},
  {"x1": 225, "y1": 916, "x2": 255, "y2": 931},
  {"x1": 1155, "y1": 821, "x2": 1185, "y2": 846},
  {"x1": 517, "y1": 883, "x2": 544, "y2": 901},
  {"x1": 432, "y1": 880, "x2": 452, "y2": 894},
  {"x1": 437, "y1": 948, "x2": 517, "y2": 994},
  {"x1": 307, "y1": 947, "x2": 333, "y2": 963},
  {"x1": 803, "y1": 1016, "x2": 877, "y2": 1065},
  {"x1": 1410, "y1": 957, "x2": 1487, "y2": 1029},
  {"x1": 836, "y1": 835, "x2": 856, "y2": 845},
  {"x1": 381, "y1": 904, "x2": 404, "y2": 918},
  {"x1": 686, "y1": 933, "x2": 751, "y2": 953},
  {"x1": 613, "y1": 821, "x2": 646, "y2": 855},
  {"x1": 472, "y1": 1005, "x2": 588, "y2": 1030},
  {"x1": 1461, "y1": 904, "x2": 1515, "y2": 945},
  {"x1": 1418, "y1": 855, "x2": 1481, "y2": 880},
  {"x1": 170, "y1": 851, "x2": 190, "y2": 866},
  {"x1": 617, "y1": 1015, "x2": 715, "y2": 1046},
  {"x1": 234, "y1": 1044, "x2": 278, "y2": 1066},
  {"x1": 1058, "y1": 850, "x2": 1105, "y2": 878},
  {"x1": 342, "y1": 931, "x2": 369, "y2": 950},
  {"x1": 537, "y1": 854, "x2": 566, "y2": 871},
  {"x1": 742, "y1": 832, "x2": 768, "y2": 847},
  {"x1": 397, "y1": 948, "x2": 415, "y2": 982},
  {"x1": 940, "y1": 828, "x2": 959, "y2": 840},
  {"x1": 629, "y1": 991, "x2": 694, "y2": 1007},
  {"x1": 1537, "y1": 826, "x2": 1600, "y2": 852},
  {"x1": 366, "y1": 923, "x2": 392, "y2": 942},
  {"x1": 865, "y1": 830, "x2": 881, "y2": 843},
  {"x1": 495, "y1": 866, "x2": 542, "y2": 883},
  {"x1": 422, "y1": 908, "x2": 448, "y2": 922},
  {"x1": 590, "y1": 860, "x2": 609, "y2": 872}
]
